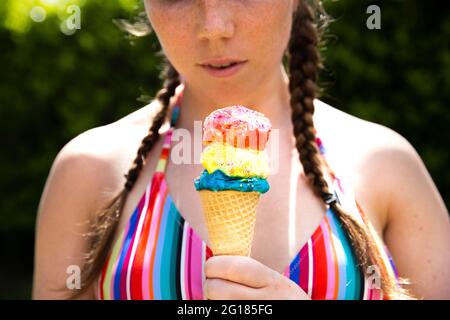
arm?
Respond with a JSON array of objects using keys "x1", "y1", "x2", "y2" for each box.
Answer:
[
  {"x1": 32, "y1": 133, "x2": 113, "y2": 299},
  {"x1": 358, "y1": 128, "x2": 450, "y2": 299}
]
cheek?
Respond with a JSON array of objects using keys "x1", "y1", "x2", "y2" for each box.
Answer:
[
  {"x1": 146, "y1": 5, "x2": 195, "y2": 70},
  {"x1": 241, "y1": 2, "x2": 293, "y2": 64}
]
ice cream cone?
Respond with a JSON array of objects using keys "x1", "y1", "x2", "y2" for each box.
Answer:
[
  {"x1": 195, "y1": 106, "x2": 272, "y2": 257},
  {"x1": 199, "y1": 190, "x2": 260, "y2": 256}
]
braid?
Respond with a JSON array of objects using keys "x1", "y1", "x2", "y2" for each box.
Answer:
[
  {"x1": 124, "y1": 59, "x2": 180, "y2": 192},
  {"x1": 287, "y1": 1, "x2": 412, "y2": 299},
  {"x1": 66, "y1": 59, "x2": 180, "y2": 298}
]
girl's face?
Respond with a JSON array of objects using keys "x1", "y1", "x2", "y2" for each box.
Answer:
[{"x1": 144, "y1": 0, "x2": 297, "y2": 103}]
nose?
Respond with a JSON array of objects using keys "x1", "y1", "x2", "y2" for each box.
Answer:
[{"x1": 197, "y1": 0, "x2": 235, "y2": 41}]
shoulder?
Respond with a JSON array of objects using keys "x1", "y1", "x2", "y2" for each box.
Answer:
[
  {"x1": 314, "y1": 99, "x2": 420, "y2": 174},
  {"x1": 48, "y1": 99, "x2": 163, "y2": 216},
  {"x1": 58, "y1": 99, "x2": 163, "y2": 168},
  {"x1": 314, "y1": 99, "x2": 427, "y2": 233},
  {"x1": 44, "y1": 125, "x2": 121, "y2": 223},
  {"x1": 314, "y1": 99, "x2": 414, "y2": 152}
]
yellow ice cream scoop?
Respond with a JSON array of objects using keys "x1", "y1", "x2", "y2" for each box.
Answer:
[{"x1": 200, "y1": 142, "x2": 270, "y2": 178}]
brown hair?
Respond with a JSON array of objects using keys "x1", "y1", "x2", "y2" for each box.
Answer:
[{"x1": 69, "y1": 0, "x2": 413, "y2": 299}]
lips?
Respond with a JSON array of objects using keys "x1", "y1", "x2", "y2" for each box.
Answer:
[
  {"x1": 207, "y1": 62, "x2": 239, "y2": 69},
  {"x1": 199, "y1": 58, "x2": 247, "y2": 68},
  {"x1": 199, "y1": 61, "x2": 247, "y2": 78}
]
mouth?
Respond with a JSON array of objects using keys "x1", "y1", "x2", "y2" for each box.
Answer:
[
  {"x1": 198, "y1": 60, "x2": 248, "y2": 78},
  {"x1": 203, "y1": 61, "x2": 241, "y2": 69}
]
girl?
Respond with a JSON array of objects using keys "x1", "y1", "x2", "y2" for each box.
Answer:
[{"x1": 33, "y1": 0, "x2": 450, "y2": 300}]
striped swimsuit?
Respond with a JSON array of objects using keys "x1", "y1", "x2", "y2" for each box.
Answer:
[{"x1": 96, "y1": 88, "x2": 399, "y2": 300}]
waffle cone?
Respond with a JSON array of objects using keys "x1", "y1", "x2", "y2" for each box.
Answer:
[{"x1": 198, "y1": 190, "x2": 260, "y2": 256}]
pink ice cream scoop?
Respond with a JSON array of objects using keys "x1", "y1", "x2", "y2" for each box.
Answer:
[{"x1": 202, "y1": 105, "x2": 272, "y2": 151}]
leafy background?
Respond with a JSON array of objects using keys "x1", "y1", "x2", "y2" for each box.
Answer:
[{"x1": 0, "y1": 0, "x2": 448, "y2": 299}]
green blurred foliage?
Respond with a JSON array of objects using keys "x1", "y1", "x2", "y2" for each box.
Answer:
[
  {"x1": 0, "y1": 0, "x2": 448, "y2": 299},
  {"x1": 322, "y1": 1, "x2": 450, "y2": 202}
]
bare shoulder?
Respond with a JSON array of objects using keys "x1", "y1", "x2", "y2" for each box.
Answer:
[
  {"x1": 52, "y1": 126, "x2": 121, "y2": 212},
  {"x1": 46, "y1": 99, "x2": 162, "y2": 218},
  {"x1": 314, "y1": 99, "x2": 417, "y2": 160},
  {"x1": 314, "y1": 99, "x2": 432, "y2": 233}
]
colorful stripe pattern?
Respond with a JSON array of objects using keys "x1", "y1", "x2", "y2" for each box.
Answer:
[{"x1": 96, "y1": 89, "x2": 398, "y2": 300}]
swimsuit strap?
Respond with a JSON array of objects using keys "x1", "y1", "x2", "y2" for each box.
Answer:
[
  {"x1": 154, "y1": 83, "x2": 184, "y2": 174},
  {"x1": 314, "y1": 134, "x2": 340, "y2": 205},
  {"x1": 315, "y1": 131, "x2": 367, "y2": 226}
]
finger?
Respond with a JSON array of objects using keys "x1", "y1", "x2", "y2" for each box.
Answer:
[
  {"x1": 204, "y1": 278, "x2": 263, "y2": 300},
  {"x1": 205, "y1": 255, "x2": 277, "y2": 288}
]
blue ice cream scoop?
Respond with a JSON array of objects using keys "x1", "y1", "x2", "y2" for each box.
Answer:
[{"x1": 194, "y1": 169, "x2": 270, "y2": 193}]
